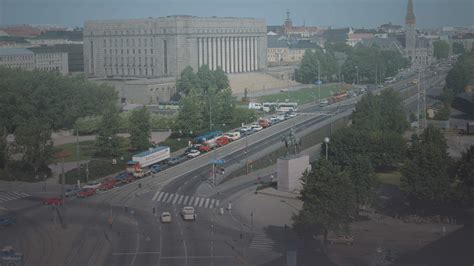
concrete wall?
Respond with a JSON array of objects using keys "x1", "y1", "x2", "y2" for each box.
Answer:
[{"x1": 277, "y1": 154, "x2": 310, "y2": 193}]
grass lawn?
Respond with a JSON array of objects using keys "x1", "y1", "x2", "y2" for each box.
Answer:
[
  {"x1": 257, "y1": 84, "x2": 343, "y2": 105},
  {"x1": 377, "y1": 171, "x2": 402, "y2": 186},
  {"x1": 52, "y1": 140, "x2": 96, "y2": 163},
  {"x1": 159, "y1": 137, "x2": 192, "y2": 153}
]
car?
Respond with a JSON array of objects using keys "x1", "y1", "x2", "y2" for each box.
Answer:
[
  {"x1": 195, "y1": 144, "x2": 211, "y2": 153},
  {"x1": 161, "y1": 211, "x2": 172, "y2": 223},
  {"x1": 150, "y1": 164, "x2": 162, "y2": 173},
  {"x1": 76, "y1": 188, "x2": 96, "y2": 198},
  {"x1": 168, "y1": 156, "x2": 184, "y2": 166},
  {"x1": 250, "y1": 123, "x2": 263, "y2": 131},
  {"x1": 64, "y1": 188, "x2": 80, "y2": 197},
  {"x1": 83, "y1": 181, "x2": 101, "y2": 189},
  {"x1": 319, "y1": 99, "x2": 329, "y2": 107},
  {"x1": 314, "y1": 233, "x2": 354, "y2": 246},
  {"x1": 99, "y1": 180, "x2": 116, "y2": 191},
  {"x1": 239, "y1": 126, "x2": 253, "y2": 134},
  {"x1": 377, "y1": 84, "x2": 384, "y2": 89},
  {"x1": 285, "y1": 111, "x2": 297, "y2": 118},
  {"x1": 43, "y1": 197, "x2": 64, "y2": 206},
  {"x1": 215, "y1": 136, "x2": 230, "y2": 147},
  {"x1": 276, "y1": 115, "x2": 286, "y2": 122},
  {"x1": 225, "y1": 131, "x2": 240, "y2": 141},
  {"x1": 187, "y1": 149, "x2": 201, "y2": 158}
]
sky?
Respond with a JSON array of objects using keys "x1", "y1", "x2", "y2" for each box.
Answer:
[{"x1": 0, "y1": 0, "x2": 473, "y2": 29}]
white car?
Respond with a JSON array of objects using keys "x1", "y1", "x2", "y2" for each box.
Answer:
[
  {"x1": 83, "y1": 181, "x2": 101, "y2": 189},
  {"x1": 187, "y1": 149, "x2": 201, "y2": 158},
  {"x1": 250, "y1": 123, "x2": 263, "y2": 131},
  {"x1": 276, "y1": 115, "x2": 286, "y2": 122},
  {"x1": 225, "y1": 131, "x2": 241, "y2": 141},
  {"x1": 161, "y1": 212, "x2": 172, "y2": 223},
  {"x1": 181, "y1": 206, "x2": 196, "y2": 221}
]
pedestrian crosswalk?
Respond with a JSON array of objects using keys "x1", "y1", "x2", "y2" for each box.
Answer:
[
  {"x1": 0, "y1": 191, "x2": 29, "y2": 204},
  {"x1": 151, "y1": 191, "x2": 219, "y2": 210},
  {"x1": 249, "y1": 233, "x2": 275, "y2": 251}
]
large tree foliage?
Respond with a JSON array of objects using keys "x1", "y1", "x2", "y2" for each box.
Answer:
[
  {"x1": 96, "y1": 105, "x2": 121, "y2": 157},
  {"x1": 129, "y1": 107, "x2": 151, "y2": 151},
  {"x1": 452, "y1": 42, "x2": 465, "y2": 55},
  {"x1": 176, "y1": 66, "x2": 199, "y2": 95},
  {"x1": 433, "y1": 40, "x2": 449, "y2": 59},
  {"x1": 293, "y1": 159, "x2": 357, "y2": 244},
  {"x1": 456, "y1": 145, "x2": 474, "y2": 206},
  {"x1": 0, "y1": 67, "x2": 117, "y2": 174},
  {"x1": 296, "y1": 49, "x2": 338, "y2": 84},
  {"x1": 174, "y1": 65, "x2": 235, "y2": 133},
  {"x1": 401, "y1": 126, "x2": 453, "y2": 208},
  {"x1": 444, "y1": 51, "x2": 474, "y2": 101},
  {"x1": 341, "y1": 46, "x2": 409, "y2": 84},
  {"x1": 349, "y1": 155, "x2": 379, "y2": 206}
]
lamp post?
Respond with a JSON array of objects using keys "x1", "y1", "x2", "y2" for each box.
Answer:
[
  {"x1": 355, "y1": 66, "x2": 359, "y2": 85},
  {"x1": 317, "y1": 60, "x2": 321, "y2": 102},
  {"x1": 324, "y1": 137, "x2": 330, "y2": 160}
]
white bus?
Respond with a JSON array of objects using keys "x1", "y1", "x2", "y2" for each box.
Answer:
[
  {"x1": 248, "y1": 102, "x2": 262, "y2": 110},
  {"x1": 277, "y1": 102, "x2": 298, "y2": 112},
  {"x1": 262, "y1": 102, "x2": 278, "y2": 112}
]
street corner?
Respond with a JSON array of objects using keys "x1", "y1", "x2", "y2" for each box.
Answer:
[{"x1": 234, "y1": 187, "x2": 302, "y2": 229}]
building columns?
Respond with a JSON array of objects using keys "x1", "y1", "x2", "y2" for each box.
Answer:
[{"x1": 230, "y1": 37, "x2": 235, "y2": 73}]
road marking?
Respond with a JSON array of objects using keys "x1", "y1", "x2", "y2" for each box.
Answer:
[
  {"x1": 178, "y1": 195, "x2": 184, "y2": 205},
  {"x1": 172, "y1": 194, "x2": 180, "y2": 204},
  {"x1": 209, "y1": 199, "x2": 215, "y2": 209},
  {"x1": 112, "y1": 251, "x2": 161, "y2": 255},
  {"x1": 193, "y1": 197, "x2": 200, "y2": 206},
  {"x1": 0, "y1": 191, "x2": 29, "y2": 203},
  {"x1": 183, "y1": 196, "x2": 189, "y2": 205},
  {"x1": 199, "y1": 198, "x2": 205, "y2": 208},
  {"x1": 159, "y1": 256, "x2": 234, "y2": 259},
  {"x1": 5, "y1": 192, "x2": 22, "y2": 199},
  {"x1": 204, "y1": 198, "x2": 210, "y2": 208},
  {"x1": 152, "y1": 191, "x2": 160, "y2": 201},
  {"x1": 167, "y1": 194, "x2": 175, "y2": 203},
  {"x1": 161, "y1": 193, "x2": 169, "y2": 202},
  {"x1": 249, "y1": 233, "x2": 275, "y2": 251},
  {"x1": 156, "y1": 192, "x2": 165, "y2": 202},
  {"x1": 215, "y1": 200, "x2": 219, "y2": 207}
]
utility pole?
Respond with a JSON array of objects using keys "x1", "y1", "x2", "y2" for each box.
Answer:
[
  {"x1": 245, "y1": 132, "x2": 249, "y2": 174},
  {"x1": 375, "y1": 64, "x2": 378, "y2": 86},
  {"x1": 76, "y1": 128, "x2": 80, "y2": 179},
  {"x1": 318, "y1": 60, "x2": 321, "y2": 102}
]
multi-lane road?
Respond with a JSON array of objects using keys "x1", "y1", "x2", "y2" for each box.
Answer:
[{"x1": 0, "y1": 66, "x2": 450, "y2": 266}]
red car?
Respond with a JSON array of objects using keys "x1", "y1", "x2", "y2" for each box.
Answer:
[
  {"x1": 99, "y1": 181, "x2": 115, "y2": 191},
  {"x1": 216, "y1": 136, "x2": 229, "y2": 147},
  {"x1": 195, "y1": 144, "x2": 211, "y2": 153},
  {"x1": 76, "y1": 188, "x2": 96, "y2": 198},
  {"x1": 43, "y1": 197, "x2": 64, "y2": 206}
]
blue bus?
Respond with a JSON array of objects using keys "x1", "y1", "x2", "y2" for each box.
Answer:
[{"x1": 194, "y1": 131, "x2": 223, "y2": 143}]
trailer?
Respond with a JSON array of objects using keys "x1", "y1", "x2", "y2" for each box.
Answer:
[{"x1": 132, "y1": 146, "x2": 171, "y2": 168}]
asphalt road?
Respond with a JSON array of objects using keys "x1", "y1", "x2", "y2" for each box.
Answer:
[{"x1": 0, "y1": 66, "x2": 450, "y2": 266}]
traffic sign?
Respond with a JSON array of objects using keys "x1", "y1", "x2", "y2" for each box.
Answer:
[{"x1": 210, "y1": 159, "x2": 225, "y2": 164}]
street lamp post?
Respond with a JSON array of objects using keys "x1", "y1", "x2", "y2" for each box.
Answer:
[
  {"x1": 324, "y1": 137, "x2": 330, "y2": 160},
  {"x1": 318, "y1": 60, "x2": 321, "y2": 102},
  {"x1": 355, "y1": 66, "x2": 359, "y2": 85}
]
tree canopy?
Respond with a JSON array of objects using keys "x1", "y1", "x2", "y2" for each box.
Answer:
[
  {"x1": 433, "y1": 40, "x2": 450, "y2": 59},
  {"x1": 444, "y1": 51, "x2": 474, "y2": 101},
  {"x1": 129, "y1": 107, "x2": 152, "y2": 151}
]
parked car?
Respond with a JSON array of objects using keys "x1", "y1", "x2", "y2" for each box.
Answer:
[
  {"x1": 215, "y1": 136, "x2": 230, "y2": 147},
  {"x1": 276, "y1": 115, "x2": 286, "y2": 122},
  {"x1": 76, "y1": 188, "x2": 96, "y2": 198},
  {"x1": 285, "y1": 111, "x2": 297, "y2": 118},
  {"x1": 195, "y1": 144, "x2": 211, "y2": 153},
  {"x1": 65, "y1": 188, "x2": 80, "y2": 197},
  {"x1": 43, "y1": 197, "x2": 64, "y2": 206},
  {"x1": 150, "y1": 164, "x2": 162, "y2": 173},
  {"x1": 0, "y1": 216, "x2": 16, "y2": 227},
  {"x1": 187, "y1": 149, "x2": 201, "y2": 158},
  {"x1": 168, "y1": 156, "x2": 185, "y2": 166},
  {"x1": 250, "y1": 123, "x2": 263, "y2": 131},
  {"x1": 161, "y1": 211, "x2": 172, "y2": 223},
  {"x1": 225, "y1": 131, "x2": 240, "y2": 141},
  {"x1": 99, "y1": 179, "x2": 116, "y2": 191},
  {"x1": 319, "y1": 99, "x2": 329, "y2": 107},
  {"x1": 83, "y1": 181, "x2": 101, "y2": 189},
  {"x1": 239, "y1": 126, "x2": 253, "y2": 134},
  {"x1": 314, "y1": 233, "x2": 354, "y2": 246}
]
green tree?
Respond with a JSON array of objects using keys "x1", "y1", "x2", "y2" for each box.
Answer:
[
  {"x1": 176, "y1": 66, "x2": 199, "y2": 95},
  {"x1": 14, "y1": 118, "x2": 53, "y2": 175},
  {"x1": 296, "y1": 49, "x2": 338, "y2": 84},
  {"x1": 293, "y1": 159, "x2": 357, "y2": 245},
  {"x1": 197, "y1": 65, "x2": 215, "y2": 93},
  {"x1": 444, "y1": 51, "x2": 474, "y2": 102},
  {"x1": 175, "y1": 88, "x2": 205, "y2": 134},
  {"x1": 433, "y1": 40, "x2": 450, "y2": 59},
  {"x1": 401, "y1": 126, "x2": 453, "y2": 208},
  {"x1": 213, "y1": 67, "x2": 230, "y2": 91},
  {"x1": 129, "y1": 107, "x2": 152, "y2": 151},
  {"x1": 452, "y1": 42, "x2": 465, "y2": 55},
  {"x1": 349, "y1": 155, "x2": 379, "y2": 206},
  {"x1": 95, "y1": 105, "x2": 121, "y2": 157},
  {"x1": 0, "y1": 127, "x2": 6, "y2": 169},
  {"x1": 456, "y1": 145, "x2": 474, "y2": 206}
]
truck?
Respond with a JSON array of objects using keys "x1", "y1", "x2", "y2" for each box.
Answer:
[
  {"x1": 258, "y1": 118, "x2": 271, "y2": 128},
  {"x1": 127, "y1": 146, "x2": 171, "y2": 178},
  {"x1": 181, "y1": 206, "x2": 196, "y2": 221},
  {"x1": 1, "y1": 246, "x2": 23, "y2": 266}
]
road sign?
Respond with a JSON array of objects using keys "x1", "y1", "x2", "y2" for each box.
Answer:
[{"x1": 210, "y1": 159, "x2": 225, "y2": 164}]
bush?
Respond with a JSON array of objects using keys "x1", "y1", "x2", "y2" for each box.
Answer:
[
  {"x1": 74, "y1": 116, "x2": 101, "y2": 135},
  {"x1": 64, "y1": 157, "x2": 130, "y2": 184},
  {"x1": 0, "y1": 161, "x2": 51, "y2": 182},
  {"x1": 151, "y1": 113, "x2": 176, "y2": 131}
]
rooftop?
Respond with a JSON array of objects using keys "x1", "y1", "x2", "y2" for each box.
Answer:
[{"x1": 0, "y1": 48, "x2": 33, "y2": 56}]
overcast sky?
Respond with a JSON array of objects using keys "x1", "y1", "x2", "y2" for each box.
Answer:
[{"x1": 1, "y1": 0, "x2": 473, "y2": 28}]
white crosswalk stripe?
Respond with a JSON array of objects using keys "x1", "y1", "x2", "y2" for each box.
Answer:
[
  {"x1": 209, "y1": 199, "x2": 215, "y2": 209},
  {"x1": 172, "y1": 194, "x2": 180, "y2": 204},
  {"x1": 183, "y1": 196, "x2": 189, "y2": 205},
  {"x1": 199, "y1": 198, "x2": 205, "y2": 208},
  {"x1": 151, "y1": 191, "x2": 220, "y2": 210},
  {"x1": 0, "y1": 191, "x2": 29, "y2": 204},
  {"x1": 249, "y1": 233, "x2": 275, "y2": 251},
  {"x1": 156, "y1": 192, "x2": 165, "y2": 202}
]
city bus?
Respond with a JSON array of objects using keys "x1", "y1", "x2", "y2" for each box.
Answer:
[
  {"x1": 277, "y1": 102, "x2": 298, "y2": 112},
  {"x1": 384, "y1": 77, "x2": 396, "y2": 84}
]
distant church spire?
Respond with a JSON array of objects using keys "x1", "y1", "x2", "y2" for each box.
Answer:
[{"x1": 405, "y1": 0, "x2": 416, "y2": 25}]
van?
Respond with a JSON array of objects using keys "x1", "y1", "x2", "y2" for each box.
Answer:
[
  {"x1": 181, "y1": 206, "x2": 196, "y2": 221},
  {"x1": 225, "y1": 131, "x2": 240, "y2": 141}
]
